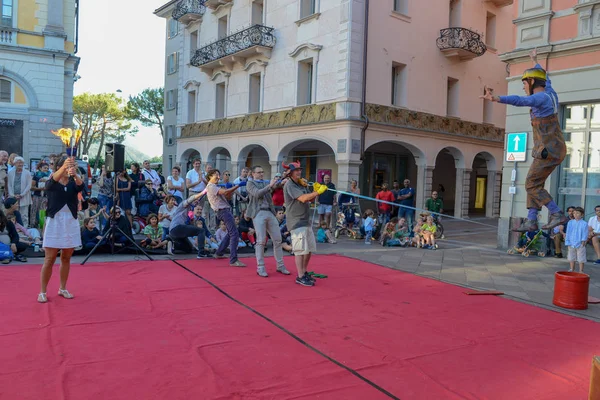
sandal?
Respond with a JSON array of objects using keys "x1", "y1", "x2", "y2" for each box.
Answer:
[
  {"x1": 58, "y1": 289, "x2": 74, "y2": 299},
  {"x1": 14, "y1": 254, "x2": 27, "y2": 262},
  {"x1": 308, "y1": 271, "x2": 328, "y2": 279},
  {"x1": 37, "y1": 293, "x2": 48, "y2": 303}
]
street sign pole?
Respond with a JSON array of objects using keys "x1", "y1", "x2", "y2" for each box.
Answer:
[{"x1": 506, "y1": 132, "x2": 528, "y2": 233}]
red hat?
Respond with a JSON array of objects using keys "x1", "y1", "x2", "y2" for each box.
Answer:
[{"x1": 282, "y1": 160, "x2": 302, "y2": 171}]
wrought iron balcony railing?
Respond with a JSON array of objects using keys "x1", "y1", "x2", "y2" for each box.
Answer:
[
  {"x1": 172, "y1": 0, "x2": 206, "y2": 24},
  {"x1": 191, "y1": 24, "x2": 276, "y2": 70},
  {"x1": 436, "y1": 27, "x2": 487, "y2": 59}
]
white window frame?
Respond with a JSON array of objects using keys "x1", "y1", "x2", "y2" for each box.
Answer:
[
  {"x1": 1, "y1": 0, "x2": 14, "y2": 28},
  {"x1": 391, "y1": 62, "x2": 407, "y2": 107},
  {"x1": 167, "y1": 52, "x2": 179, "y2": 75},
  {"x1": 297, "y1": 0, "x2": 320, "y2": 23},
  {"x1": 248, "y1": 72, "x2": 262, "y2": 113},
  {"x1": 289, "y1": 43, "x2": 321, "y2": 106},
  {"x1": 168, "y1": 18, "x2": 179, "y2": 39},
  {"x1": 215, "y1": 82, "x2": 226, "y2": 118},
  {"x1": 296, "y1": 59, "x2": 314, "y2": 106},
  {"x1": 393, "y1": 0, "x2": 408, "y2": 15},
  {"x1": 166, "y1": 125, "x2": 175, "y2": 146},
  {"x1": 0, "y1": 78, "x2": 11, "y2": 103},
  {"x1": 485, "y1": 12, "x2": 496, "y2": 49},
  {"x1": 250, "y1": 0, "x2": 264, "y2": 25},
  {"x1": 446, "y1": 77, "x2": 459, "y2": 118},
  {"x1": 166, "y1": 89, "x2": 178, "y2": 111}
]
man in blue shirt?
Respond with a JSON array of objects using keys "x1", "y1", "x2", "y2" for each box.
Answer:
[
  {"x1": 481, "y1": 48, "x2": 567, "y2": 232},
  {"x1": 397, "y1": 179, "x2": 415, "y2": 230}
]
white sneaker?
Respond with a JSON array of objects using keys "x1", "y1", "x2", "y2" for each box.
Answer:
[{"x1": 167, "y1": 241, "x2": 174, "y2": 255}]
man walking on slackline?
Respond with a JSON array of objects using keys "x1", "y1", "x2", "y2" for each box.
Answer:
[{"x1": 481, "y1": 48, "x2": 567, "y2": 231}]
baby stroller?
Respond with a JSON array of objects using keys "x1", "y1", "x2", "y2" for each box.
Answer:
[
  {"x1": 507, "y1": 230, "x2": 547, "y2": 257},
  {"x1": 335, "y1": 201, "x2": 361, "y2": 239}
]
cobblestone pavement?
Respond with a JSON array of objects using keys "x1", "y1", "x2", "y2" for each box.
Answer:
[{"x1": 15, "y1": 217, "x2": 600, "y2": 321}]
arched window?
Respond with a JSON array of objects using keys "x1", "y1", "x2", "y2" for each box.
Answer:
[
  {"x1": 0, "y1": 78, "x2": 11, "y2": 102},
  {"x1": 1, "y1": 0, "x2": 13, "y2": 27}
]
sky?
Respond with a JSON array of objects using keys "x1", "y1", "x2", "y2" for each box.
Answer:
[{"x1": 74, "y1": 0, "x2": 167, "y2": 157}]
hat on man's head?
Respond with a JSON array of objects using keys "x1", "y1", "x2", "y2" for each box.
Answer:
[
  {"x1": 274, "y1": 172, "x2": 282, "y2": 177},
  {"x1": 282, "y1": 160, "x2": 302, "y2": 171},
  {"x1": 4, "y1": 197, "x2": 18, "y2": 209}
]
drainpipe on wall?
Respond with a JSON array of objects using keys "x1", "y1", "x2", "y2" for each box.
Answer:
[{"x1": 360, "y1": 0, "x2": 370, "y2": 161}]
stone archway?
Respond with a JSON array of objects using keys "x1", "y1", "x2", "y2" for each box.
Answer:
[
  {"x1": 207, "y1": 146, "x2": 232, "y2": 174},
  {"x1": 363, "y1": 141, "x2": 421, "y2": 199},
  {"x1": 180, "y1": 148, "x2": 201, "y2": 173},
  {"x1": 238, "y1": 144, "x2": 272, "y2": 178},
  {"x1": 469, "y1": 151, "x2": 500, "y2": 218},
  {"x1": 432, "y1": 147, "x2": 465, "y2": 217},
  {"x1": 277, "y1": 138, "x2": 337, "y2": 184}
]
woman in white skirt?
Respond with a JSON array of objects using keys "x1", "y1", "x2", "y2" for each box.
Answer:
[{"x1": 38, "y1": 157, "x2": 85, "y2": 303}]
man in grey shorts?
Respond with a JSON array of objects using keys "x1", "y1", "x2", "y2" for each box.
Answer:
[
  {"x1": 246, "y1": 165, "x2": 290, "y2": 277},
  {"x1": 282, "y1": 161, "x2": 327, "y2": 287}
]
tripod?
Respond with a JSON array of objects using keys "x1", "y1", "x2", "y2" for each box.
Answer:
[{"x1": 81, "y1": 174, "x2": 153, "y2": 265}]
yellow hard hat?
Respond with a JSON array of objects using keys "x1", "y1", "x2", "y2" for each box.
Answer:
[{"x1": 522, "y1": 68, "x2": 546, "y2": 81}]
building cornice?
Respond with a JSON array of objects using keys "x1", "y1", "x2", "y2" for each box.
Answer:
[
  {"x1": 154, "y1": 0, "x2": 179, "y2": 17},
  {"x1": 512, "y1": 11, "x2": 554, "y2": 24},
  {"x1": 0, "y1": 43, "x2": 79, "y2": 59},
  {"x1": 180, "y1": 102, "x2": 504, "y2": 143},
  {"x1": 573, "y1": 0, "x2": 600, "y2": 12},
  {"x1": 499, "y1": 36, "x2": 600, "y2": 64}
]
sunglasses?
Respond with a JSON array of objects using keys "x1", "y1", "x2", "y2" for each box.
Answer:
[{"x1": 224, "y1": 173, "x2": 230, "y2": 176}]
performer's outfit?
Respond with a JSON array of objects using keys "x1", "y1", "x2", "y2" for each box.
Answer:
[
  {"x1": 43, "y1": 178, "x2": 84, "y2": 249},
  {"x1": 498, "y1": 63, "x2": 566, "y2": 231}
]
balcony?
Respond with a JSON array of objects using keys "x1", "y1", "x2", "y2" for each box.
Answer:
[
  {"x1": 191, "y1": 25, "x2": 275, "y2": 74},
  {"x1": 486, "y1": 0, "x2": 513, "y2": 6},
  {"x1": 204, "y1": 0, "x2": 232, "y2": 10},
  {"x1": 172, "y1": 0, "x2": 206, "y2": 25},
  {"x1": 436, "y1": 28, "x2": 487, "y2": 61},
  {"x1": 0, "y1": 27, "x2": 15, "y2": 45}
]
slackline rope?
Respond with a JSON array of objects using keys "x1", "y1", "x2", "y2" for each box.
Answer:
[
  {"x1": 170, "y1": 259, "x2": 402, "y2": 400},
  {"x1": 314, "y1": 186, "x2": 498, "y2": 229}
]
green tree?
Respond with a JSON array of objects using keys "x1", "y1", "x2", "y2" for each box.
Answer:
[
  {"x1": 73, "y1": 93, "x2": 137, "y2": 171},
  {"x1": 125, "y1": 88, "x2": 164, "y2": 137}
]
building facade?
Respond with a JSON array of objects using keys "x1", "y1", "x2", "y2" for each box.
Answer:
[
  {"x1": 498, "y1": 0, "x2": 600, "y2": 247},
  {"x1": 156, "y1": 0, "x2": 512, "y2": 217},
  {"x1": 0, "y1": 0, "x2": 80, "y2": 163}
]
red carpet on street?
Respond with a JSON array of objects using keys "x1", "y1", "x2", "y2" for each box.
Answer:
[{"x1": 1, "y1": 255, "x2": 599, "y2": 399}]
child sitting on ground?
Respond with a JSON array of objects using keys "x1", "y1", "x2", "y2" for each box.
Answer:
[
  {"x1": 238, "y1": 211, "x2": 256, "y2": 247},
  {"x1": 216, "y1": 220, "x2": 246, "y2": 249},
  {"x1": 81, "y1": 217, "x2": 103, "y2": 251},
  {"x1": 565, "y1": 206, "x2": 588, "y2": 272},
  {"x1": 9, "y1": 215, "x2": 42, "y2": 246},
  {"x1": 141, "y1": 213, "x2": 167, "y2": 249},
  {"x1": 421, "y1": 215, "x2": 439, "y2": 249},
  {"x1": 380, "y1": 217, "x2": 398, "y2": 246},
  {"x1": 317, "y1": 221, "x2": 337, "y2": 244},
  {"x1": 362, "y1": 209, "x2": 376, "y2": 245},
  {"x1": 412, "y1": 218, "x2": 425, "y2": 248}
]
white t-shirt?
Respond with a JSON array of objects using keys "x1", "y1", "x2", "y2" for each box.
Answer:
[
  {"x1": 186, "y1": 169, "x2": 205, "y2": 193},
  {"x1": 588, "y1": 216, "x2": 600, "y2": 233},
  {"x1": 158, "y1": 203, "x2": 178, "y2": 229},
  {"x1": 167, "y1": 175, "x2": 185, "y2": 198}
]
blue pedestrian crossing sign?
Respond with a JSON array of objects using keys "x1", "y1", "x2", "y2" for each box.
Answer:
[{"x1": 506, "y1": 132, "x2": 527, "y2": 162}]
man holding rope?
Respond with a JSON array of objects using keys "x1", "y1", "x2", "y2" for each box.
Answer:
[
  {"x1": 283, "y1": 161, "x2": 327, "y2": 287},
  {"x1": 246, "y1": 165, "x2": 290, "y2": 277},
  {"x1": 481, "y1": 48, "x2": 567, "y2": 231}
]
